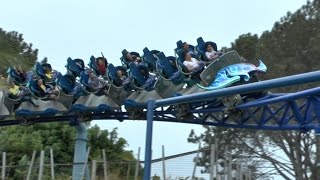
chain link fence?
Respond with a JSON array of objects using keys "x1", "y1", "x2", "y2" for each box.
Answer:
[{"x1": 0, "y1": 146, "x2": 277, "y2": 180}]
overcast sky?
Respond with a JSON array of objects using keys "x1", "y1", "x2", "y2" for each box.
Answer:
[{"x1": 1, "y1": 0, "x2": 308, "y2": 178}]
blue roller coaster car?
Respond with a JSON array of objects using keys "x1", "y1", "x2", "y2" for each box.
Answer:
[{"x1": 198, "y1": 50, "x2": 267, "y2": 91}]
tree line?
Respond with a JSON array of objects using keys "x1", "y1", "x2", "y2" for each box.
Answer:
[{"x1": 188, "y1": 0, "x2": 320, "y2": 179}]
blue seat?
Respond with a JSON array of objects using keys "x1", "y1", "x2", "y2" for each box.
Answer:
[
  {"x1": 79, "y1": 70, "x2": 92, "y2": 92},
  {"x1": 106, "y1": 63, "x2": 132, "y2": 104},
  {"x1": 79, "y1": 69, "x2": 108, "y2": 95},
  {"x1": 174, "y1": 40, "x2": 198, "y2": 58},
  {"x1": 88, "y1": 55, "x2": 98, "y2": 74},
  {"x1": 107, "y1": 63, "x2": 117, "y2": 82},
  {"x1": 156, "y1": 52, "x2": 184, "y2": 85},
  {"x1": 121, "y1": 49, "x2": 142, "y2": 69},
  {"x1": 27, "y1": 79, "x2": 43, "y2": 99},
  {"x1": 56, "y1": 73, "x2": 74, "y2": 94},
  {"x1": 107, "y1": 63, "x2": 128, "y2": 87},
  {"x1": 176, "y1": 54, "x2": 205, "y2": 84},
  {"x1": 56, "y1": 73, "x2": 84, "y2": 99},
  {"x1": 26, "y1": 78, "x2": 61, "y2": 102},
  {"x1": 121, "y1": 49, "x2": 130, "y2": 68},
  {"x1": 128, "y1": 63, "x2": 155, "y2": 91},
  {"x1": 88, "y1": 55, "x2": 108, "y2": 76},
  {"x1": 196, "y1": 37, "x2": 207, "y2": 61},
  {"x1": 197, "y1": 37, "x2": 217, "y2": 51},
  {"x1": 35, "y1": 62, "x2": 59, "y2": 84},
  {"x1": 142, "y1": 47, "x2": 160, "y2": 72},
  {"x1": 6, "y1": 67, "x2": 28, "y2": 84},
  {"x1": 176, "y1": 56, "x2": 191, "y2": 75},
  {"x1": 156, "y1": 52, "x2": 175, "y2": 78},
  {"x1": 66, "y1": 58, "x2": 85, "y2": 77},
  {"x1": 35, "y1": 62, "x2": 46, "y2": 79},
  {"x1": 196, "y1": 37, "x2": 219, "y2": 62},
  {"x1": 176, "y1": 40, "x2": 183, "y2": 49},
  {"x1": 129, "y1": 63, "x2": 148, "y2": 87}
]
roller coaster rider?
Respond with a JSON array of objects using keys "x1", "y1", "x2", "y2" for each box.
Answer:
[{"x1": 7, "y1": 81, "x2": 39, "y2": 107}]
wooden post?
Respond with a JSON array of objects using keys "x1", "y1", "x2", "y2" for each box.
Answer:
[
  {"x1": 235, "y1": 163, "x2": 239, "y2": 180},
  {"x1": 134, "y1": 147, "x2": 140, "y2": 180},
  {"x1": 91, "y1": 160, "x2": 97, "y2": 180},
  {"x1": 239, "y1": 162, "x2": 242, "y2": 180},
  {"x1": 227, "y1": 151, "x2": 232, "y2": 180},
  {"x1": 50, "y1": 148, "x2": 55, "y2": 179},
  {"x1": 1, "y1": 152, "x2": 6, "y2": 180},
  {"x1": 162, "y1": 145, "x2": 166, "y2": 180},
  {"x1": 126, "y1": 163, "x2": 131, "y2": 180},
  {"x1": 38, "y1": 150, "x2": 45, "y2": 180},
  {"x1": 26, "y1": 151, "x2": 36, "y2": 180},
  {"x1": 102, "y1": 149, "x2": 108, "y2": 180},
  {"x1": 247, "y1": 168, "x2": 251, "y2": 180},
  {"x1": 192, "y1": 143, "x2": 201, "y2": 179},
  {"x1": 215, "y1": 139, "x2": 219, "y2": 180},
  {"x1": 210, "y1": 144, "x2": 215, "y2": 180},
  {"x1": 245, "y1": 163, "x2": 248, "y2": 180},
  {"x1": 223, "y1": 146, "x2": 228, "y2": 180},
  {"x1": 80, "y1": 147, "x2": 91, "y2": 180},
  {"x1": 236, "y1": 162, "x2": 241, "y2": 180}
]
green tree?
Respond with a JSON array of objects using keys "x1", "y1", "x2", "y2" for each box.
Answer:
[
  {"x1": 190, "y1": 0, "x2": 320, "y2": 179},
  {"x1": 0, "y1": 123, "x2": 75, "y2": 179},
  {"x1": 88, "y1": 125, "x2": 143, "y2": 178},
  {"x1": 0, "y1": 123, "x2": 141, "y2": 179},
  {"x1": 0, "y1": 28, "x2": 38, "y2": 73},
  {"x1": 231, "y1": 33, "x2": 259, "y2": 62},
  {"x1": 256, "y1": 0, "x2": 320, "y2": 83},
  {"x1": 188, "y1": 127, "x2": 266, "y2": 179}
]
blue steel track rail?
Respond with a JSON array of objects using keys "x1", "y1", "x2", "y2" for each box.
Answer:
[
  {"x1": 0, "y1": 71, "x2": 319, "y2": 131},
  {"x1": 1, "y1": 71, "x2": 320, "y2": 180},
  {"x1": 142, "y1": 70, "x2": 320, "y2": 179},
  {"x1": 2, "y1": 88, "x2": 320, "y2": 131}
]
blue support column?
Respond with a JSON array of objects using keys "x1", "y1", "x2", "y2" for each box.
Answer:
[
  {"x1": 143, "y1": 99, "x2": 155, "y2": 180},
  {"x1": 72, "y1": 122, "x2": 90, "y2": 180}
]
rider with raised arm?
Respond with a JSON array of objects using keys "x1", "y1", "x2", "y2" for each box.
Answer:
[
  {"x1": 123, "y1": 50, "x2": 143, "y2": 65},
  {"x1": 96, "y1": 57, "x2": 108, "y2": 76}
]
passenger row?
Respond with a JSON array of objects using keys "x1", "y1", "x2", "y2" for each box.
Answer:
[{"x1": 2, "y1": 37, "x2": 259, "y2": 118}]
